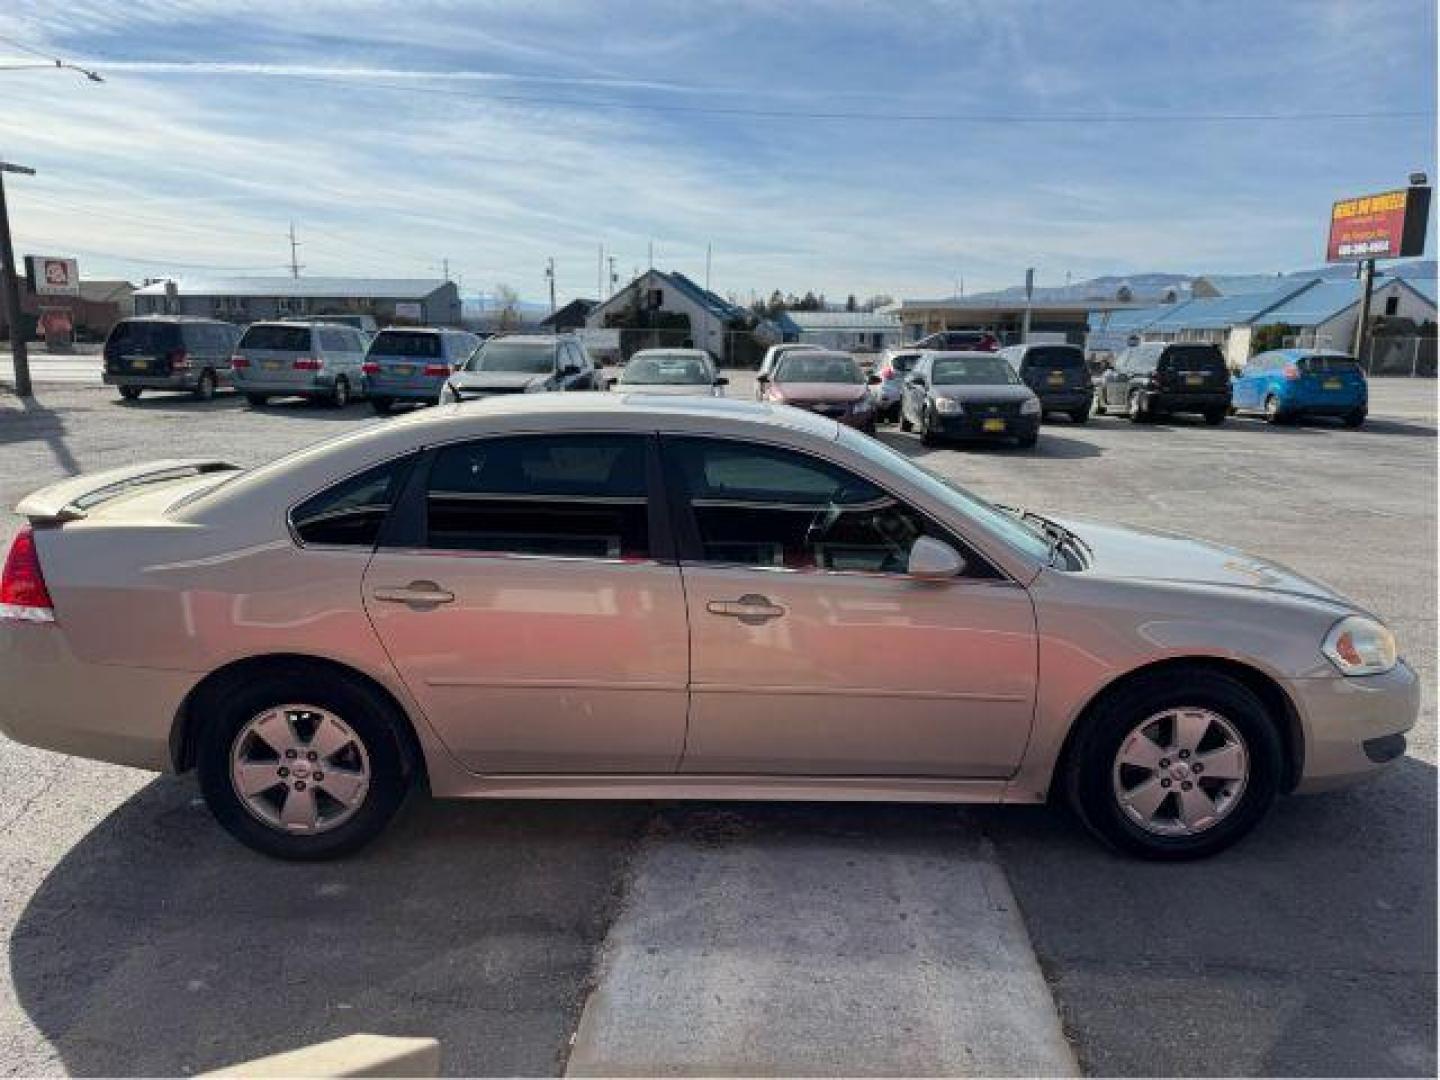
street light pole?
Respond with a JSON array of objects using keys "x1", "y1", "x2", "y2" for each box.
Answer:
[{"x1": 0, "y1": 161, "x2": 36, "y2": 398}]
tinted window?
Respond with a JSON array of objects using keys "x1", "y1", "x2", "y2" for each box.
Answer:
[
  {"x1": 291, "y1": 458, "x2": 412, "y2": 547},
  {"x1": 240, "y1": 325, "x2": 312, "y2": 351},
  {"x1": 106, "y1": 320, "x2": 182, "y2": 353},
  {"x1": 1023, "y1": 346, "x2": 1084, "y2": 369},
  {"x1": 1160, "y1": 345, "x2": 1225, "y2": 373},
  {"x1": 665, "y1": 437, "x2": 951, "y2": 574},
  {"x1": 371, "y1": 331, "x2": 442, "y2": 358},
  {"x1": 891, "y1": 352, "x2": 922, "y2": 372},
  {"x1": 1301, "y1": 354, "x2": 1361, "y2": 374},
  {"x1": 467, "y1": 340, "x2": 559, "y2": 373},
  {"x1": 425, "y1": 435, "x2": 649, "y2": 559},
  {"x1": 621, "y1": 353, "x2": 712, "y2": 384}
]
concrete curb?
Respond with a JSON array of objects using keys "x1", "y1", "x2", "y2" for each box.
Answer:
[{"x1": 201, "y1": 1033, "x2": 440, "y2": 1077}]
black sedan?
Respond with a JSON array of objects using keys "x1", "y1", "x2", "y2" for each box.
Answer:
[{"x1": 899, "y1": 351, "x2": 1042, "y2": 448}]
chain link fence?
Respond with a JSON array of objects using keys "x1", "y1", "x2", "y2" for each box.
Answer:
[
  {"x1": 595, "y1": 328, "x2": 885, "y2": 371},
  {"x1": 1279, "y1": 333, "x2": 1435, "y2": 376}
]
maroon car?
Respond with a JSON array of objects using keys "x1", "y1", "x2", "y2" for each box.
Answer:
[{"x1": 758, "y1": 350, "x2": 881, "y2": 432}]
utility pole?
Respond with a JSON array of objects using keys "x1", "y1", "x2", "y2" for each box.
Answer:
[
  {"x1": 0, "y1": 161, "x2": 36, "y2": 398},
  {"x1": 288, "y1": 222, "x2": 302, "y2": 278},
  {"x1": 597, "y1": 244, "x2": 604, "y2": 301},
  {"x1": 705, "y1": 243, "x2": 712, "y2": 293},
  {"x1": 1352, "y1": 258, "x2": 1375, "y2": 366},
  {"x1": 647, "y1": 241, "x2": 654, "y2": 270},
  {"x1": 1021, "y1": 267, "x2": 1035, "y2": 344},
  {"x1": 441, "y1": 257, "x2": 450, "y2": 282},
  {"x1": 545, "y1": 257, "x2": 556, "y2": 315},
  {"x1": 608, "y1": 256, "x2": 618, "y2": 295}
]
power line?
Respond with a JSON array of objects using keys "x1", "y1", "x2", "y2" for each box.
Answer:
[{"x1": 278, "y1": 73, "x2": 1430, "y2": 125}]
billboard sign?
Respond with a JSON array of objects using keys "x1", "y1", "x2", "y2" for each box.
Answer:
[
  {"x1": 1326, "y1": 186, "x2": 1431, "y2": 262},
  {"x1": 24, "y1": 255, "x2": 80, "y2": 296}
]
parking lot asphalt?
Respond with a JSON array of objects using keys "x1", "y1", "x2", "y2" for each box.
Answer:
[{"x1": 0, "y1": 375, "x2": 1434, "y2": 1076}]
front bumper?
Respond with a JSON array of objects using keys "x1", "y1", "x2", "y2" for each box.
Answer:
[
  {"x1": 932, "y1": 412, "x2": 1040, "y2": 440},
  {"x1": 1290, "y1": 660, "x2": 1420, "y2": 793},
  {"x1": 0, "y1": 622, "x2": 196, "y2": 773}
]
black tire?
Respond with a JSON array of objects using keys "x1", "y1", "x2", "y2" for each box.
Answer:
[
  {"x1": 1342, "y1": 408, "x2": 1366, "y2": 429},
  {"x1": 899, "y1": 411, "x2": 914, "y2": 433},
  {"x1": 919, "y1": 408, "x2": 939, "y2": 446},
  {"x1": 1203, "y1": 407, "x2": 1226, "y2": 426},
  {"x1": 1263, "y1": 395, "x2": 1286, "y2": 425},
  {"x1": 1093, "y1": 393, "x2": 1107, "y2": 416},
  {"x1": 245, "y1": 393, "x2": 269, "y2": 408},
  {"x1": 1064, "y1": 668, "x2": 1283, "y2": 860},
  {"x1": 1069, "y1": 407, "x2": 1090, "y2": 425},
  {"x1": 118, "y1": 386, "x2": 142, "y2": 401},
  {"x1": 196, "y1": 664, "x2": 412, "y2": 860},
  {"x1": 194, "y1": 370, "x2": 217, "y2": 401},
  {"x1": 371, "y1": 397, "x2": 394, "y2": 416},
  {"x1": 331, "y1": 377, "x2": 351, "y2": 409}
]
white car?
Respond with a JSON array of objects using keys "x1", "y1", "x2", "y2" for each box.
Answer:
[{"x1": 610, "y1": 348, "x2": 727, "y2": 396}]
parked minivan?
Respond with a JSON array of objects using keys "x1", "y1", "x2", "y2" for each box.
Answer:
[
  {"x1": 102, "y1": 317, "x2": 242, "y2": 401},
  {"x1": 1095, "y1": 342, "x2": 1231, "y2": 424},
  {"x1": 362, "y1": 327, "x2": 481, "y2": 415},
  {"x1": 1001, "y1": 343, "x2": 1094, "y2": 424},
  {"x1": 231, "y1": 321, "x2": 369, "y2": 407}
]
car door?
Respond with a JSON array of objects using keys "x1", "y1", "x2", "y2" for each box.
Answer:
[
  {"x1": 1234, "y1": 355, "x2": 1263, "y2": 409},
  {"x1": 362, "y1": 432, "x2": 689, "y2": 773},
  {"x1": 902, "y1": 354, "x2": 931, "y2": 423},
  {"x1": 660, "y1": 434, "x2": 1038, "y2": 777}
]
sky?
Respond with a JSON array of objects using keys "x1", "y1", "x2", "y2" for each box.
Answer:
[{"x1": 1, "y1": 0, "x2": 1436, "y2": 305}]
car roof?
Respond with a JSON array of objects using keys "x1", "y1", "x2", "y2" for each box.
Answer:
[
  {"x1": 630, "y1": 348, "x2": 710, "y2": 358},
  {"x1": 921, "y1": 350, "x2": 1010, "y2": 359},
  {"x1": 482, "y1": 333, "x2": 566, "y2": 344}
]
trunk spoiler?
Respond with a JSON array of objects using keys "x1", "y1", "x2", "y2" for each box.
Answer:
[{"x1": 15, "y1": 459, "x2": 241, "y2": 523}]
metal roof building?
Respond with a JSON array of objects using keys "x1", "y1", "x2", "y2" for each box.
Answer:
[
  {"x1": 773, "y1": 310, "x2": 902, "y2": 349},
  {"x1": 132, "y1": 276, "x2": 461, "y2": 326}
]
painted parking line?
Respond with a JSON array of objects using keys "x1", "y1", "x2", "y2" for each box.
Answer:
[{"x1": 566, "y1": 805, "x2": 1077, "y2": 1078}]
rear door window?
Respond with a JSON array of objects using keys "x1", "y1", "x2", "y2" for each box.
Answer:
[{"x1": 241, "y1": 325, "x2": 312, "y2": 351}]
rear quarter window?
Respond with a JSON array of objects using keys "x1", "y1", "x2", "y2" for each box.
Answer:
[
  {"x1": 1302, "y1": 355, "x2": 1361, "y2": 375},
  {"x1": 291, "y1": 457, "x2": 414, "y2": 547}
]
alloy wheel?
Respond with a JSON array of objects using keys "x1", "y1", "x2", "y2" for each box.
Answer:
[
  {"x1": 229, "y1": 705, "x2": 371, "y2": 834},
  {"x1": 1111, "y1": 707, "x2": 1249, "y2": 836}
]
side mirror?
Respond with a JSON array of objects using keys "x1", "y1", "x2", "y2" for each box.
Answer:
[
  {"x1": 866, "y1": 374, "x2": 881, "y2": 385},
  {"x1": 714, "y1": 376, "x2": 729, "y2": 386},
  {"x1": 907, "y1": 536, "x2": 965, "y2": 581}
]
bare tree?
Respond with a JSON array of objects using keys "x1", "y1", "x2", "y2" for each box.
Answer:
[{"x1": 494, "y1": 283, "x2": 522, "y2": 329}]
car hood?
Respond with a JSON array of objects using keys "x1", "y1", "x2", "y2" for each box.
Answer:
[
  {"x1": 931, "y1": 384, "x2": 1036, "y2": 404},
  {"x1": 1054, "y1": 515, "x2": 1352, "y2": 606},
  {"x1": 450, "y1": 371, "x2": 549, "y2": 391},
  {"x1": 619, "y1": 383, "x2": 714, "y2": 396},
  {"x1": 774, "y1": 382, "x2": 868, "y2": 404}
]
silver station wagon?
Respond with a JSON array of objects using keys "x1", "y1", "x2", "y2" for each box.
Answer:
[{"x1": 0, "y1": 396, "x2": 1416, "y2": 861}]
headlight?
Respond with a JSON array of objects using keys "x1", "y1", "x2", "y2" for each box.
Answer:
[
  {"x1": 1020, "y1": 396, "x2": 1041, "y2": 416},
  {"x1": 1322, "y1": 615, "x2": 1397, "y2": 676},
  {"x1": 932, "y1": 396, "x2": 961, "y2": 415}
]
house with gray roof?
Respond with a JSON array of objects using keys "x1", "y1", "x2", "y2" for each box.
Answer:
[
  {"x1": 772, "y1": 310, "x2": 902, "y2": 351},
  {"x1": 133, "y1": 277, "x2": 461, "y2": 326},
  {"x1": 585, "y1": 270, "x2": 757, "y2": 360}
]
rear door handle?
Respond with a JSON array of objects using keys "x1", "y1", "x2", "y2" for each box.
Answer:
[
  {"x1": 706, "y1": 594, "x2": 786, "y2": 624},
  {"x1": 372, "y1": 580, "x2": 456, "y2": 605}
]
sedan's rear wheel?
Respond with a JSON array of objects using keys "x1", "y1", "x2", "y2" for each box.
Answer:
[
  {"x1": 197, "y1": 668, "x2": 410, "y2": 859},
  {"x1": 1065, "y1": 669, "x2": 1281, "y2": 859}
]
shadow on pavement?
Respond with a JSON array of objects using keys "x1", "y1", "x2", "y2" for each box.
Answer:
[
  {"x1": 983, "y1": 757, "x2": 1438, "y2": 1078},
  {"x1": 875, "y1": 429, "x2": 1102, "y2": 461},
  {"x1": 10, "y1": 778, "x2": 650, "y2": 1077},
  {"x1": 0, "y1": 394, "x2": 81, "y2": 473}
]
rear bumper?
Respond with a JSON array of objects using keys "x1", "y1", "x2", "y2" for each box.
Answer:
[
  {"x1": 103, "y1": 372, "x2": 216, "y2": 390},
  {"x1": 0, "y1": 622, "x2": 196, "y2": 773},
  {"x1": 363, "y1": 378, "x2": 445, "y2": 402},
  {"x1": 1033, "y1": 390, "x2": 1092, "y2": 412},
  {"x1": 1291, "y1": 660, "x2": 1420, "y2": 793},
  {"x1": 1282, "y1": 394, "x2": 1367, "y2": 416},
  {"x1": 232, "y1": 373, "x2": 348, "y2": 396},
  {"x1": 1143, "y1": 390, "x2": 1231, "y2": 414}
]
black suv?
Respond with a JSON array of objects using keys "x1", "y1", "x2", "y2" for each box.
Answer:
[
  {"x1": 1096, "y1": 342, "x2": 1231, "y2": 424},
  {"x1": 103, "y1": 317, "x2": 242, "y2": 401},
  {"x1": 1000, "y1": 343, "x2": 1093, "y2": 423}
]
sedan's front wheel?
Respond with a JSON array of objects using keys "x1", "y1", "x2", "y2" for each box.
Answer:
[
  {"x1": 1064, "y1": 669, "x2": 1282, "y2": 860},
  {"x1": 197, "y1": 667, "x2": 411, "y2": 859}
]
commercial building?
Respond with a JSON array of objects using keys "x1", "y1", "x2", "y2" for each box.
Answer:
[
  {"x1": 771, "y1": 310, "x2": 902, "y2": 351},
  {"x1": 890, "y1": 296, "x2": 1139, "y2": 346},
  {"x1": 132, "y1": 277, "x2": 461, "y2": 326}
]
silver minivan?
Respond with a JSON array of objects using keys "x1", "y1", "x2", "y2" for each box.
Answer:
[
  {"x1": 231, "y1": 321, "x2": 369, "y2": 407},
  {"x1": 363, "y1": 327, "x2": 481, "y2": 415}
]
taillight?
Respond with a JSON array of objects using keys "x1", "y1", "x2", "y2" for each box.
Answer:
[
  {"x1": 880, "y1": 366, "x2": 894, "y2": 380},
  {"x1": 168, "y1": 349, "x2": 191, "y2": 370},
  {"x1": 362, "y1": 361, "x2": 380, "y2": 375},
  {"x1": 293, "y1": 357, "x2": 322, "y2": 371},
  {"x1": 423, "y1": 364, "x2": 449, "y2": 377},
  {"x1": 0, "y1": 526, "x2": 56, "y2": 622},
  {"x1": 231, "y1": 355, "x2": 249, "y2": 369},
  {"x1": 1282, "y1": 363, "x2": 1300, "y2": 380}
]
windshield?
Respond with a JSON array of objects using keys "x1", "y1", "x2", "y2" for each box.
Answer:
[
  {"x1": 622, "y1": 353, "x2": 712, "y2": 384},
  {"x1": 240, "y1": 325, "x2": 311, "y2": 351},
  {"x1": 836, "y1": 426, "x2": 1052, "y2": 563},
  {"x1": 369, "y1": 331, "x2": 442, "y2": 358},
  {"x1": 931, "y1": 356, "x2": 1020, "y2": 385},
  {"x1": 467, "y1": 341, "x2": 557, "y2": 374},
  {"x1": 775, "y1": 353, "x2": 862, "y2": 384}
]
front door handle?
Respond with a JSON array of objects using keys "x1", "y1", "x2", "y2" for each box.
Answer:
[
  {"x1": 372, "y1": 580, "x2": 456, "y2": 605},
  {"x1": 706, "y1": 594, "x2": 786, "y2": 625}
]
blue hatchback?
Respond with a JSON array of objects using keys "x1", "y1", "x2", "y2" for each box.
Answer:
[{"x1": 1232, "y1": 349, "x2": 1368, "y2": 427}]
